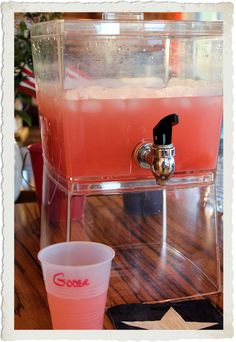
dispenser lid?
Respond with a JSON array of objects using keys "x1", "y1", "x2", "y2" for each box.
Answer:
[{"x1": 31, "y1": 16, "x2": 223, "y2": 38}]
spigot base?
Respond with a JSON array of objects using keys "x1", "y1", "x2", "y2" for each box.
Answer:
[
  {"x1": 135, "y1": 142, "x2": 176, "y2": 185},
  {"x1": 134, "y1": 142, "x2": 152, "y2": 169}
]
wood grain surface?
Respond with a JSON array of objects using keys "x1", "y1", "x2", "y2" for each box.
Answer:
[{"x1": 15, "y1": 186, "x2": 223, "y2": 330}]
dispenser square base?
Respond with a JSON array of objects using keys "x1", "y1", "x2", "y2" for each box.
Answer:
[
  {"x1": 41, "y1": 173, "x2": 222, "y2": 306},
  {"x1": 107, "y1": 243, "x2": 220, "y2": 306}
]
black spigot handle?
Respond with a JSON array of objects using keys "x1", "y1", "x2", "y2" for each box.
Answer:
[{"x1": 153, "y1": 113, "x2": 179, "y2": 145}]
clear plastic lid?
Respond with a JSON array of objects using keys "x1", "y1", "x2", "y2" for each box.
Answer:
[{"x1": 31, "y1": 17, "x2": 223, "y2": 38}]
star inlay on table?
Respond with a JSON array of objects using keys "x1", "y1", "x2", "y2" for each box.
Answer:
[
  {"x1": 122, "y1": 307, "x2": 218, "y2": 330},
  {"x1": 107, "y1": 299, "x2": 223, "y2": 330}
]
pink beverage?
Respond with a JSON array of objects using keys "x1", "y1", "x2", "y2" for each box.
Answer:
[
  {"x1": 47, "y1": 291, "x2": 107, "y2": 329},
  {"x1": 37, "y1": 90, "x2": 222, "y2": 182}
]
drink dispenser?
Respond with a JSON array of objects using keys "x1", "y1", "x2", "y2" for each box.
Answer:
[{"x1": 31, "y1": 14, "x2": 223, "y2": 305}]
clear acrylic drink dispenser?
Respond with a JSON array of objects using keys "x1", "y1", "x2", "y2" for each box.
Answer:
[{"x1": 31, "y1": 14, "x2": 223, "y2": 305}]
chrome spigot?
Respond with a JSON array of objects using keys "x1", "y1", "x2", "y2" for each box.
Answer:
[{"x1": 135, "y1": 114, "x2": 179, "y2": 185}]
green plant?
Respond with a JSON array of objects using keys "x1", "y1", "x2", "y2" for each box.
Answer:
[{"x1": 14, "y1": 12, "x2": 63, "y2": 126}]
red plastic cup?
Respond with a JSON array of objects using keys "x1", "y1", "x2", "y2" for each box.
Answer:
[
  {"x1": 28, "y1": 143, "x2": 85, "y2": 221},
  {"x1": 28, "y1": 143, "x2": 43, "y2": 207}
]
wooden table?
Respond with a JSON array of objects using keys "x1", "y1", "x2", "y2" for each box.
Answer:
[{"x1": 15, "y1": 184, "x2": 223, "y2": 330}]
